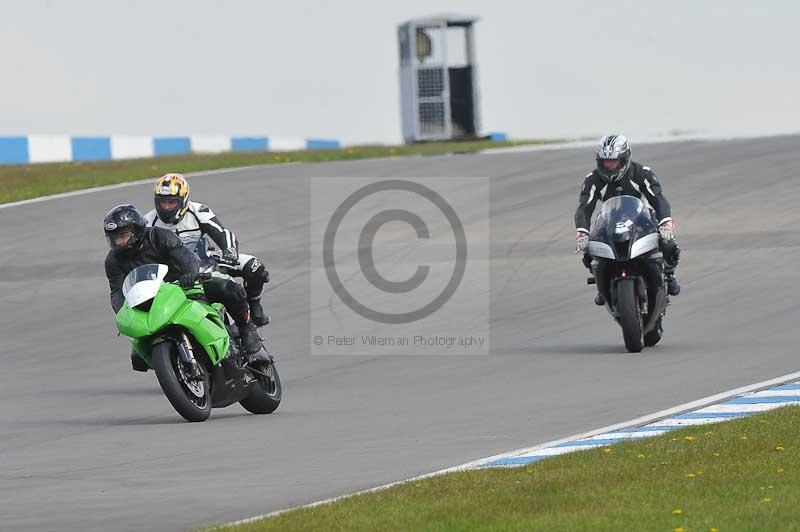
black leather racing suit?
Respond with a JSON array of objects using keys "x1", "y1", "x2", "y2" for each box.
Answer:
[
  {"x1": 574, "y1": 161, "x2": 680, "y2": 272},
  {"x1": 104, "y1": 226, "x2": 250, "y2": 324}
]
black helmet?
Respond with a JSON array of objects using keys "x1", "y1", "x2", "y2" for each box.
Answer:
[
  {"x1": 596, "y1": 135, "x2": 631, "y2": 183},
  {"x1": 103, "y1": 204, "x2": 146, "y2": 255}
]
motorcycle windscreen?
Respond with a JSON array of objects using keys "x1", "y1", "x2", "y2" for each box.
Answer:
[
  {"x1": 589, "y1": 195, "x2": 658, "y2": 259},
  {"x1": 122, "y1": 264, "x2": 169, "y2": 307}
]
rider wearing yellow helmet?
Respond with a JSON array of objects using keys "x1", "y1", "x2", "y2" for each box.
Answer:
[{"x1": 145, "y1": 173, "x2": 270, "y2": 326}]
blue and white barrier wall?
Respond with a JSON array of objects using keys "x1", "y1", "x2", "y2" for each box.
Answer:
[{"x1": 0, "y1": 135, "x2": 343, "y2": 165}]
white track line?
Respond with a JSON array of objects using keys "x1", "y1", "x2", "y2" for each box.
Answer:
[
  {"x1": 697, "y1": 402, "x2": 798, "y2": 414},
  {"x1": 219, "y1": 369, "x2": 800, "y2": 528},
  {"x1": 749, "y1": 389, "x2": 800, "y2": 398},
  {"x1": 479, "y1": 131, "x2": 800, "y2": 155}
]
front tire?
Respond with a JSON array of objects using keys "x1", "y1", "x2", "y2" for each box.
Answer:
[
  {"x1": 151, "y1": 341, "x2": 211, "y2": 422},
  {"x1": 617, "y1": 279, "x2": 644, "y2": 353},
  {"x1": 240, "y1": 362, "x2": 282, "y2": 414}
]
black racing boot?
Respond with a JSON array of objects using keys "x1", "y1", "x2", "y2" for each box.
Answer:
[
  {"x1": 238, "y1": 321, "x2": 262, "y2": 355},
  {"x1": 130, "y1": 350, "x2": 148, "y2": 372},
  {"x1": 587, "y1": 274, "x2": 603, "y2": 305},
  {"x1": 248, "y1": 298, "x2": 270, "y2": 327},
  {"x1": 665, "y1": 273, "x2": 681, "y2": 296},
  {"x1": 664, "y1": 265, "x2": 681, "y2": 296}
]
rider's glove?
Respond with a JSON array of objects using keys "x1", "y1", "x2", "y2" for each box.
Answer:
[
  {"x1": 179, "y1": 272, "x2": 198, "y2": 289},
  {"x1": 221, "y1": 247, "x2": 239, "y2": 266},
  {"x1": 575, "y1": 230, "x2": 589, "y2": 254},
  {"x1": 658, "y1": 218, "x2": 676, "y2": 241}
]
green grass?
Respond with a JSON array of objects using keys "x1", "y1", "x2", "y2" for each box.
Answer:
[
  {"x1": 212, "y1": 406, "x2": 800, "y2": 532},
  {"x1": 0, "y1": 139, "x2": 552, "y2": 205}
]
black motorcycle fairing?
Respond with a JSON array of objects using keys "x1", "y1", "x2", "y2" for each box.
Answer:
[{"x1": 590, "y1": 195, "x2": 659, "y2": 260}]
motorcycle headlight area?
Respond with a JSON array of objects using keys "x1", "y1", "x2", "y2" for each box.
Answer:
[{"x1": 125, "y1": 280, "x2": 162, "y2": 309}]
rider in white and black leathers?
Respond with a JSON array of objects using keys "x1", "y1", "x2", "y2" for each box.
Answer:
[
  {"x1": 575, "y1": 135, "x2": 681, "y2": 302},
  {"x1": 143, "y1": 173, "x2": 270, "y2": 327}
]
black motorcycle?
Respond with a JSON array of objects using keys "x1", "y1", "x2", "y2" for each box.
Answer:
[{"x1": 587, "y1": 195, "x2": 670, "y2": 352}]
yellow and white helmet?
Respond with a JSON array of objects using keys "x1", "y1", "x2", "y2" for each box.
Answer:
[{"x1": 153, "y1": 173, "x2": 190, "y2": 223}]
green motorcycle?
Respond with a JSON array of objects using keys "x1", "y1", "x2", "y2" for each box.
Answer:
[{"x1": 116, "y1": 263, "x2": 281, "y2": 422}]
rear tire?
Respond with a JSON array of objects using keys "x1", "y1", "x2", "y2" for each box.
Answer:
[
  {"x1": 152, "y1": 341, "x2": 211, "y2": 422},
  {"x1": 240, "y1": 362, "x2": 282, "y2": 414},
  {"x1": 644, "y1": 317, "x2": 663, "y2": 347},
  {"x1": 617, "y1": 279, "x2": 644, "y2": 353}
]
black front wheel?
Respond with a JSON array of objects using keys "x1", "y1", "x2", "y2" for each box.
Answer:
[
  {"x1": 151, "y1": 341, "x2": 211, "y2": 422},
  {"x1": 617, "y1": 279, "x2": 644, "y2": 353},
  {"x1": 240, "y1": 362, "x2": 282, "y2": 414}
]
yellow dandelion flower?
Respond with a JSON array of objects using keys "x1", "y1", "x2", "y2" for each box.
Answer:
[
  {"x1": 761, "y1": 497, "x2": 772, "y2": 503},
  {"x1": 777, "y1": 468, "x2": 785, "y2": 474},
  {"x1": 603, "y1": 447, "x2": 612, "y2": 454},
  {"x1": 637, "y1": 454, "x2": 646, "y2": 459},
  {"x1": 710, "y1": 528, "x2": 719, "y2": 532},
  {"x1": 675, "y1": 528, "x2": 685, "y2": 532},
  {"x1": 775, "y1": 445, "x2": 785, "y2": 452},
  {"x1": 685, "y1": 473, "x2": 696, "y2": 478},
  {"x1": 672, "y1": 508, "x2": 683, "y2": 515},
  {"x1": 713, "y1": 452, "x2": 720, "y2": 457},
  {"x1": 740, "y1": 435, "x2": 748, "y2": 440},
  {"x1": 684, "y1": 435, "x2": 695, "y2": 441},
  {"x1": 704, "y1": 431, "x2": 714, "y2": 435}
]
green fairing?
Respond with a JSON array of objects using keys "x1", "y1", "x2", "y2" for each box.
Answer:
[{"x1": 116, "y1": 282, "x2": 230, "y2": 367}]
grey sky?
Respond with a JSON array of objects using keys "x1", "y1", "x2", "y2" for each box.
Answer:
[{"x1": 2, "y1": 0, "x2": 799, "y2": 143}]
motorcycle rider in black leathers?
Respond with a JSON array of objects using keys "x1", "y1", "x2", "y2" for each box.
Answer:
[
  {"x1": 575, "y1": 135, "x2": 681, "y2": 304},
  {"x1": 143, "y1": 173, "x2": 270, "y2": 327},
  {"x1": 103, "y1": 204, "x2": 265, "y2": 371}
]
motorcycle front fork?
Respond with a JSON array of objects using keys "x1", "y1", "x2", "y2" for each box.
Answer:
[{"x1": 177, "y1": 331, "x2": 202, "y2": 381}]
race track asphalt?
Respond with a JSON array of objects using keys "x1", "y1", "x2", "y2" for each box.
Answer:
[{"x1": 0, "y1": 135, "x2": 798, "y2": 531}]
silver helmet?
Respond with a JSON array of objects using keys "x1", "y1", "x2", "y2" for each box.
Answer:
[{"x1": 596, "y1": 135, "x2": 631, "y2": 182}]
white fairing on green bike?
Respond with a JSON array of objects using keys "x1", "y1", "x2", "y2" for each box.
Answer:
[{"x1": 122, "y1": 264, "x2": 169, "y2": 308}]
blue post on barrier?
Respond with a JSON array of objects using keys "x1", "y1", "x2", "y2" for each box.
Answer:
[
  {"x1": 0, "y1": 137, "x2": 30, "y2": 164},
  {"x1": 153, "y1": 137, "x2": 191, "y2": 156},
  {"x1": 231, "y1": 137, "x2": 269, "y2": 152},
  {"x1": 71, "y1": 137, "x2": 112, "y2": 161},
  {"x1": 306, "y1": 139, "x2": 340, "y2": 150}
]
